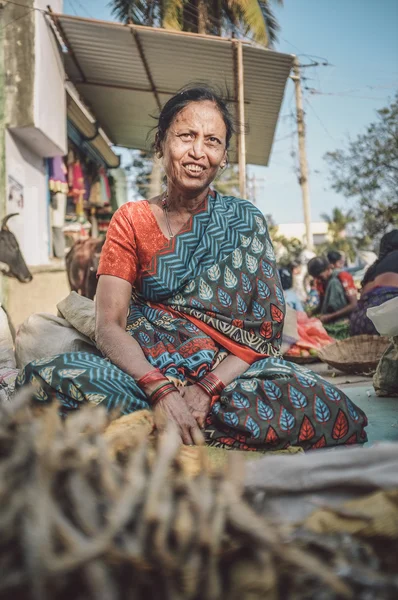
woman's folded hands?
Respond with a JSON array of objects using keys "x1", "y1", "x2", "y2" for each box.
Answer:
[{"x1": 154, "y1": 389, "x2": 205, "y2": 446}]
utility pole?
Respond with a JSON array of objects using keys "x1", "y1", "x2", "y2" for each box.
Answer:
[
  {"x1": 0, "y1": 2, "x2": 6, "y2": 303},
  {"x1": 292, "y1": 57, "x2": 313, "y2": 250},
  {"x1": 233, "y1": 40, "x2": 247, "y2": 199}
]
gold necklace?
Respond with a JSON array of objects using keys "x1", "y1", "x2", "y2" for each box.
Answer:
[{"x1": 161, "y1": 193, "x2": 174, "y2": 238}]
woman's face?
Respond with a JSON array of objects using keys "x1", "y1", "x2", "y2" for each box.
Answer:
[{"x1": 161, "y1": 100, "x2": 227, "y2": 197}]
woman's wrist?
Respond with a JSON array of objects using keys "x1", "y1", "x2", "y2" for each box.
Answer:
[
  {"x1": 150, "y1": 380, "x2": 178, "y2": 406},
  {"x1": 196, "y1": 372, "x2": 225, "y2": 398}
]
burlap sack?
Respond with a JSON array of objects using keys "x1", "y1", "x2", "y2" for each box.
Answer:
[
  {"x1": 373, "y1": 335, "x2": 398, "y2": 397},
  {"x1": 15, "y1": 312, "x2": 99, "y2": 369},
  {"x1": 57, "y1": 291, "x2": 96, "y2": 340}
]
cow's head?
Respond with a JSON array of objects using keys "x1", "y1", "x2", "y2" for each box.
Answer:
[{"x1": 0, "y1": 214, "x2": 33, "y2": 282}]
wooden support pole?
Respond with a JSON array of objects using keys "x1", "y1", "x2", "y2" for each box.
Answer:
[
  {"x1": 234, "y1": 41, "x2": 247, "y2": 199},
  {"x1": 292, "y1": 57, "x2": 313, "y2": 250}
]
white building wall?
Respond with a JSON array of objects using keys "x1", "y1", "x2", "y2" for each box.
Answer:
[
  {"x1": 4, "y1": 1, "x2": 65, "y2": 267},
  {"x1": 5, "y1": 131, "x2": 50, "y2": 266},
  {"x1": 34, "y1": 0, "x2": 66, "y2": 156},
  {"x1": 276, "y1": 222, "x2": 330, "y2": 245}
]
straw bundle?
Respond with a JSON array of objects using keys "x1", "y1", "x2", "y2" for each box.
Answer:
[{"x1": 0, "y1": 388, "x2": 397, "y2": 600}]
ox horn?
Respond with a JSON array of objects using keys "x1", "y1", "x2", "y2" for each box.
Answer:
[{"x1": 1, "y1": 213, "x2": 19, "y2": 231}]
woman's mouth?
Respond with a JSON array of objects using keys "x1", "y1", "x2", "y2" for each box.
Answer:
[{"x1": 184, "y1": 163, "x2": 205, "y2": 176}]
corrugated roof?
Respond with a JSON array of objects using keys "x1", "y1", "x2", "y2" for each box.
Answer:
[
  {"x1": 66, "y1": 82, "x2": 120, "y2": 168},
  {"x1": 53, "y1": 14, "x2": 294, "y2": 166}
]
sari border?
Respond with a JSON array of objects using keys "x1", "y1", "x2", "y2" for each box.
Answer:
[{"x1": 150, "y1": 303, "x2": 268, "y2": 366}]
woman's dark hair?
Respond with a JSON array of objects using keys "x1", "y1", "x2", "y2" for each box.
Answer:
[
  {"x1": 278, "y1": 268, "x2": 293, "y2": 291},
  {"x1": 361, "y1": 229, "x2": 398, "y2": 288},
  {"x1": 154, "y1": 85, "x2": 235, "y2": 155},
  {"x1": 307, "y1": 256, "x2": 330, "y2": 279},
  {"x1": 327, "y1": 250, "x2": 342, "y2": 265}
]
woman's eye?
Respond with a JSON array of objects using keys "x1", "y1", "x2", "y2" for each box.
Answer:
[
  {"x1": 179, "y1": 133, "x2": 193, "y2": 141},
  {"x1": 207, "y1": 137, "x2": 220, "y2": 145}
]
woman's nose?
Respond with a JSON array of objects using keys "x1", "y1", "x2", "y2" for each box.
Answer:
[{"x1": 189, "y1": 138, "x2": 205, "y2": 158}]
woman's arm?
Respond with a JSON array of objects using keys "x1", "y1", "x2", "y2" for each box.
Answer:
[
  {"x1": 96, "y1": 274, "x2": 202, "y2": 445},
  {"x1": 95, "y1": 274, "x2": 153, "y2": 380},
  {"x1": 211, "y1": 354, "x2": 250, "y2": 387},
  {"x1": 319, "y1": 295, "x2": 358, "y2": 323}
]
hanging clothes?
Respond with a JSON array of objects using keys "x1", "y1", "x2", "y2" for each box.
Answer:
[
  {"x1": 71, "y1": 161, "x2": 86, "y2": 217},
  {"x1": 48, "y1": 157, "x2": 68, "y2": 194}
]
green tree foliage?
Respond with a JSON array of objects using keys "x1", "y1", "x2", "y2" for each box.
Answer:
[
  {"x1": 324, "y1": 93, "x2": 398, "y2": 240},
  {"x1": 109, "y1": 0, "x2": 283, "y2": 46},
  {"x1": 319, "y1": 207, "x2": 357, "y2": 261}
]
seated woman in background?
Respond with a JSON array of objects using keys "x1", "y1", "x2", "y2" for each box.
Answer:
[
  {"x1": 307, "y1": 256, "x2": 357, "y2": 339},
  {"x1": 278, "y1": 266, "x2": 304, "y2": 312},
  {"x1": 350, "y1": 230, "x2": 398, "y2": 336}
]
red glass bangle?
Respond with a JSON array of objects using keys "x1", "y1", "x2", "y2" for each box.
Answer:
[
  {"x1": 150, "y1": 381, "x2": 177, "y2": 407},
  {"x1": 196, "y1": 372, "x2": 225, "y2": 398},
  {"x1": 137, "y1": 369, "x2": 168, "y2": 388}
]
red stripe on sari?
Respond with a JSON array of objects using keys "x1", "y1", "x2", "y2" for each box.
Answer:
[{"x1": 151, "y1": 303, "x2": 268, "y2": 365}]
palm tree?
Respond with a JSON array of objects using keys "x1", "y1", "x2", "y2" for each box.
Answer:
[
  {"x1": 321, "y1": 207, "x2": 357, "y2": 261},
  {"x1": 109, "y1": 0, "x2": 283, "y2": 47}
]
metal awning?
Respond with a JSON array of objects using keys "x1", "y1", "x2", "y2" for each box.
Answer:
[
  {"x1": 66, "y1": 82, "x2": 120, "y2": 168},
  {"x1": 51, "y1": 14, "x2": 294, "y2": 166}
]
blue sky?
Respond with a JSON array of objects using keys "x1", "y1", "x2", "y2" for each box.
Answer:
[{"x1": 63, "y1": 0, "x2": 398, "y2": 224}]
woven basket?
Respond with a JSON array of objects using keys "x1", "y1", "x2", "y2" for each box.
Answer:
[
  {"x1": 285, "y1": 355, "x2": 319, "y2": 365},
  {"x1": 317, "y1": 335, "x2": 390, "y2": 375}
]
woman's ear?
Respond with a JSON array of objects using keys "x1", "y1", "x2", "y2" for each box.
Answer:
[{"x1": 220, "y1": 152, "x2": 228, "y2": 169}]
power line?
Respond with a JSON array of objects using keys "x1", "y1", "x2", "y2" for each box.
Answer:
[
  {"x1": 306, "y1": 88, "x2": 391, "y2": 101},
  {"x1": 72, "y1": 0, "x2": 94, "y2": 18},
  {"x1": 304, "y1": 96, "x2": 336, "y2": 143},
  {"x1": 0, "y1": 1, "x2": 39, "y2": 31},
  {"x1": 64, "y1": 0, "x2": 78, "y2": 17},
  {"x1": 274, "y1": 131, "x2": 296, "y2": 143}
]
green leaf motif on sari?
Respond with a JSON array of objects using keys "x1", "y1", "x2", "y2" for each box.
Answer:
[
  {"x1": 69, "y1": 383, "x2": 85, "y2": 402},
  {"x1": 224, "y1": 266, "x2": 238, "y2": 289},
  {"x1": 58, "y1": 369, "x2": 87, "y2": 379},
  {"x1": 183, "y1": 280, "x2": 196, "y2": 294},
  {"x1": 171, "y1": 293, "x2": 186, "y2": 306},
  {"x1": 245, "y1": 253, "x2": 258, "y2": 274},
  {"x1": 255, "y1": 215, "x2": 266, "y2": 234},
  {"x1": 241, "y1": 379, "x2": 258, "y2": 392},
  {"x1": 39, "y1": 367, "x2": 55, "y2": 386},
  {"x1": 240, "y1": 235, "x2": 252, "y2": 247},
  {"x1": 251, "y1": 237, "x2": 264, "y2": 255},
  {"x1": 16, "y1": 370, "x2": 26, "y2": 387},
  {"x1": 223, "y1": 380, "x2": 238, "y2": 392},
  {"x1": 208, "y1": 264, "x2": 221, "y2": 281},
  {"x1": 232, "y1": 248, "x2": 243, "y2": 269},
  {"x1": 29, "y1": 374, "x2": 48, "y2": 401},
  {"x1": 265, "y1": 239, "x2": 276, "y2": 261},
  {"x1": 85, "y1": 393, "x2": 106, "y2": 406},
  {"x1": 199, "y1": 278, "x2": 213, "y2": 301}
]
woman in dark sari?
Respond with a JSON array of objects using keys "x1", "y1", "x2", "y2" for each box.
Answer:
[
  {"x1": 350, "y1": 230, "x2": 398, "y2": 336},
  {"x1": 16, "y1": 86, "x2": 367, "y2": 450}
]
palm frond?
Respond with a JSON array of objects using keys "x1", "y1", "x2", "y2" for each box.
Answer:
[
  {"x1": 258, "y1": 1, "x2": 281, "y2": 46},
  {"x1": 162, "y1": 0, "x2": 184, "y2": 30},
  {"x1": 109, "y1": 0, "x2": 148, "y2": 24}
]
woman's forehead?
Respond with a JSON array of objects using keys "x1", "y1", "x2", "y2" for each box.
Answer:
[{"x1": 171, "y1": 101, "x2": 226, "y2": 132}]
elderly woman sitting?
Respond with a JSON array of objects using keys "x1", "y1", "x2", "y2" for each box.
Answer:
[{"x1": 16, "y1": 86, "x2": 367, "y2": 450}]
